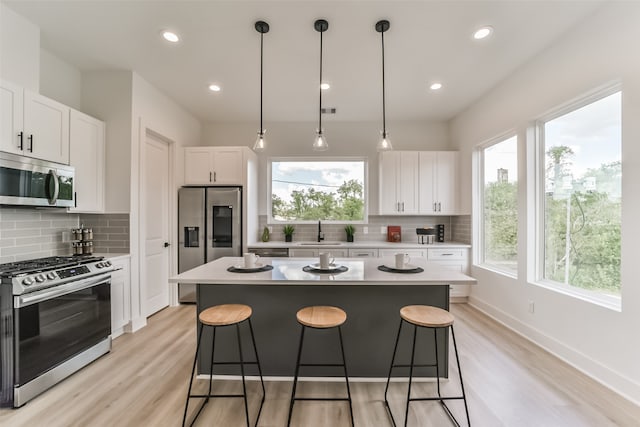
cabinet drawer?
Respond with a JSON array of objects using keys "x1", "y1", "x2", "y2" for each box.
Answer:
[
  {"x1": 348, "y1": 249, "x2": 379, "y2": 257},
  {"x1": 379, "y1": 249, "x2": 424, "y2": 257},
  {"x1": 427, "y1": 248, "x2": 465, "y2": 260}
]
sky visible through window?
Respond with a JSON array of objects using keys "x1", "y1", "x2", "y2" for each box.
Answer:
[{"x1": 271, "y1": 160, "x2": 365, "y2": 204}]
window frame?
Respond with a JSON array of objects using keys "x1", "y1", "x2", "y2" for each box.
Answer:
[
  {"x1": 267, "y1": 156, "x2": 369, "y2": 224},
  {"x1": 533, "y1": 83, "x2": 622, "y2": 310},
  {"x1": 476, "y1": 132, "x2": 519, "y2": 278}
]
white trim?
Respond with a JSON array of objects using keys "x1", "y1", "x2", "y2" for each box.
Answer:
[{"x1": 468, "y1": 295, "x2": 640, "y2": 407}]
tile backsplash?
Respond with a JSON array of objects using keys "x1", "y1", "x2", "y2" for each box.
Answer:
[
  {"x1": 0, "y1": 207, "x2": 79, "y2": 263},
  {"x1": 79, "y1": 213, "x2": 130, "y2": 253},
  {"x1": 257, "y1": 215, "x2": 471, "y2": 244}
]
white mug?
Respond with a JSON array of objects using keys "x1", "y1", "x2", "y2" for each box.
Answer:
[
  {"x1": 319, "y1": 252, "x2": 335, "y2": 269},
  {"x1": 244, "y1": 252, "x2": 259, "y2": 268},
  {"x1": 395, "y1": 253, "x2": 410, "y2": 269}
]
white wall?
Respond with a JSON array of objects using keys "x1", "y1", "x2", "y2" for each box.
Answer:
[
  {"x1": 450, "y1": 2, "x2": 640, "y2": 403},
  {"x1": 0, "y1": 3, "x2": 39, "y2": 90},
  {"x1": 40, "y1": 49, "x2": 82, "y2": 109},
  {"x1": 203, "y1": 120, "x2": 449, "y2": 215}
]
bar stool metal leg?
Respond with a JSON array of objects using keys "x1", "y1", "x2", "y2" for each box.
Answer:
[
  {"x1": 287, "y1": 324, "x2": 306, "y2": 427},
  {"x1": 384, "y1": 318, "x2": 404, "y2": 409},
  {"x1": 182, "y1": 324, "x2": 204, "y2": 427},
  {"x1": 236, "y1": 324, "x2": 250, "y2": 427},
  {"x1": 247, "y1": 318, "x2": 266, "y2": 423},
  {"x1": 451, "y1": 326, "x2": 471, "y2": 427},
  {"x1": 404, "y1": 324, "x2": 418, "y2": 427},
  {"x1": 338, "y1": 325, "x2": 355, "y2": 427}
]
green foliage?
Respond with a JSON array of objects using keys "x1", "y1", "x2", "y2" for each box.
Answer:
[
  {"x1": 483, "y1": 181, "x2": 518, "y2": 270},
  {"x1": 283, "y1": 224, "x2": 295, "y2": 236},
  {"x1": 344, "y1": 224, "x2": 355, "y2": 236},
  {"x1": 272, "y1": 179, "x2": 364, "y2": 221}
]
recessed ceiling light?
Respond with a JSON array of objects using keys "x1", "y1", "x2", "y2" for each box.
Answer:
[
  {"x1": 473, "y1": 26, "x2": 493, "y2": 40},
  {"x1": 208, "y1": 84, "x2": 221, "y2": 92},
  {"x1": 430, "y1": 83, "x2": 442, "y2": 91},
  {"x1": 162, "y1": 31, "x2": 180, "y2": 43},
  {"x1": 320, "y1": 83, "x2": 330, "y2": 90}
]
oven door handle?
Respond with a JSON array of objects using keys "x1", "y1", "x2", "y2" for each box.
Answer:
[{"x1": 15, "y1": 272, "x2": 112, "y2": 308}]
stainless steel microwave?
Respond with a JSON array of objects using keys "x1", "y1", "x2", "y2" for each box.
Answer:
[{"x1": 0, "y1": 152, "x2": 75, "y2": 208}]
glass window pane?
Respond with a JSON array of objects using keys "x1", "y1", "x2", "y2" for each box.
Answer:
[
  {"x1": 482, "y1": 136, "x2": 518, "y2": 273},
  {"x1": 542, "y1": 91, "x2": 621, "y2": 296},
  {"x1": 270, "y1": 160, "x2": 366, "y2": 222}
]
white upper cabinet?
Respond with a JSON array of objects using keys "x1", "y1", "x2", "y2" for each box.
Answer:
[
  {"x1": 1, "y1": 79, "x2": 70, "y2": 164},
  {"x1": 419, "y1": 151, "x2": 459, "y2": 215},
  {"x1": 184, "y1": 147, "x2": 243, "y2": 185},
  {"x1": 69, "y1": 110, "x2": 105, "y2": 213},
  {"x1": 379, "y1": 151, "x2": 419, "y2": 215}
]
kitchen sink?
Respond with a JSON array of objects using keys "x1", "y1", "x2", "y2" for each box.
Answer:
[{"x1": 297, "y1": 241, "x2": 344, "y2": 246}]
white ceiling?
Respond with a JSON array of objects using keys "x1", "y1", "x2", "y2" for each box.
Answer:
[{"x1": 4, "y1": 0, "x2": 603, "y2": 124}]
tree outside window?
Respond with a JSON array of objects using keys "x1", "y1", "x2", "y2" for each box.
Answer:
[
  {"x1": 541, "y1": 90, "x2": 621, "y2": 297},
  {"x1": 481, "y1": 136, "x2": 518, "y2": 274}
]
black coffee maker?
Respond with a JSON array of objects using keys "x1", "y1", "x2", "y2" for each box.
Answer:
[{"x1": 436, "y1": 224, "x2": 445, "y2": 242}]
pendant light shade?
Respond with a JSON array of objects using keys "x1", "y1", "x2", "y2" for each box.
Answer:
[
  {"x1": 376, "y1": 20, "x2": 393, "y2": 151},
  {"x1": 253, "y1": 20, "x2": 269, "y2": 152},
  {"x1": 313, "y1": 19, "x2": 329, "y2": 151}
]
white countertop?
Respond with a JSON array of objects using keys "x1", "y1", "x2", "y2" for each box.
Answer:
[
  {"x1": 169, "y1": 256, "x2": 476, "y2": 286},
  {"x1": 248, "y1": 241, "x2": 470, "y2": 249}
]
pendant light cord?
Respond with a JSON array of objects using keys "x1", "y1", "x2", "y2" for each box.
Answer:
[
  {"x1": 260, "y1": 31, "x2": 264, "y2": 134},
  {"x1": 381, "y1": 29, "x2": 386, "y2": 137},
  {"x1": 319, "y1": 29, "x2": 323, "y2": 132}
]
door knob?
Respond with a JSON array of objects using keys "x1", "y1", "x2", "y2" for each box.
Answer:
[{"x1": 164, "y1": 242, "x2": 170, "y2": 248}]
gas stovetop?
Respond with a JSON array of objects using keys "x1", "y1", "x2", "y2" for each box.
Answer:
[{"x1": 0, "y1": 255, "x2": 115, "y2": 295}]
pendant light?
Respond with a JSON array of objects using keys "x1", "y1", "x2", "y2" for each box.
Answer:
[
  {"x1": 253, "y1": 20, "x2": 269, "y2": 152},
  {"x1": 313, "y1": 19, "x2": 329, "y2": 151},
  {"x1": 376, "y1": 20, "x2": 393, "y2": 151}
]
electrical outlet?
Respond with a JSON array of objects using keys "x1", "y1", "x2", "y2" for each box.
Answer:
[
  {"x1": 380, "y1": 226, "x2": 387, "y2": 234},
  {"x1": 363, "y1": 226, "x2": 368, "y2": 234},
  {"x1": 268, "y1": 226, "x2": 273, "y2": 233},
  {"x1": 61, "y1": 231, "x2": 71, "y2": 242},
  {"x1": 528, "y1": 301, "x2": 535, "y2": 314}
]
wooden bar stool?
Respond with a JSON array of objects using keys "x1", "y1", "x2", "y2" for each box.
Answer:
[
  {"x1": 182, "y1": 304, "x2": 265, "y2": 427},
  {"x1": 287, "y1": 306, "x2": 354, "y2": 427},
  {"x1": 384, "y1": 305, "x2": 470, "y2": 427}
]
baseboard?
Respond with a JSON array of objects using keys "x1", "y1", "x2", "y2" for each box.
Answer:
[
  {"x1": 125, "y1": 316, "x2": 147, "y2": 333},
  {"x1": 468, "y1": 295, "x2": 640, "y2": 406}
]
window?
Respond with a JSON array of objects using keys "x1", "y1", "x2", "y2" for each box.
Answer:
[
  {"x1": 537, "y1": 89, "x2": 621, "y2": 302},
  {"x1": 479, "y1": 135, "x2": 518, "y2": 275},
  {"x1": 269, "y1": 158, "x2": 367, "y2": 223}
]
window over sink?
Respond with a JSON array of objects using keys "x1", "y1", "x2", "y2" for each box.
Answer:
[{"x1": 268, "y1": 158, "x2": 367, "y2": 223}]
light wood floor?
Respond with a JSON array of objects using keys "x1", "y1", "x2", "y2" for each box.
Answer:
[{"x1": 1, "y1": 303, "x2": 639, "y2": 426}]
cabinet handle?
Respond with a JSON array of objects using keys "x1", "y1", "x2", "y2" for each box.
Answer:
[
  {"x1": 438, "y1": 202, "x2": 441, "y2": 212},
  {"x1": 433, "y1": 202, "x2": 437, "y2": 212},
  {"x1": 214, "y1": 171, "x2": 217, "y2": 182},
  {"x1": 74, "y1": 192, "x2": 77, "y2": 208},
  {"x1": 209, "y1": 172, "x2": 212, "y2": 182},
  {"x1": 357, "y1": 253, "x2": 369, "y2": 257},
  {"x1": 402, "y1": 202, "x2": 405, "y2": 212},
  {"x1": 441, "y1": 253, "x2": 454, "y2": 256},
  {"x1": 396, "y1": 202, "x2": 399, "y2": 212},
  {"x1": 28, "y1": 134, "x2": 33, "y2": 152},
  {"x1": 18, "y1": 131, "x2": 23, "y2": 150}
]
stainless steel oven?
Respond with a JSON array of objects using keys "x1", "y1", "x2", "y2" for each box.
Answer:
[{"x1": 0, "y1": 256, "x2": 113, "y2": 407}]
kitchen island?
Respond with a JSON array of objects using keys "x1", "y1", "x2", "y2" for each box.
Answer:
[{"x1": 170, "y1": 257, "x2": 475, "y2": 378}]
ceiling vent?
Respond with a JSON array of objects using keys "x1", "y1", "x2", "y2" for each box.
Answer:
[{"x1": 321, "y1": 107, "x2": 336, "y2": 114}]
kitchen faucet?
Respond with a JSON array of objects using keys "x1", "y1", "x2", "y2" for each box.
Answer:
[{"x1": 317, "y1": 220, "x2": 324, "y2": 242}]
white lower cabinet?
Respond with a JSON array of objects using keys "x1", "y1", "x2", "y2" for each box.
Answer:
[
  {"x1": 426, "y1": 248, "x2": 470, "y2": 301},
  {"x1": 347, "y1": 248, "x2": 379, "y2": 257},
  {"x1": 110, "y1": 255, "x2": 131, "y2": 338},
  {"x1": 290, "y1": 248, "x2": 348, "y2": 258}
]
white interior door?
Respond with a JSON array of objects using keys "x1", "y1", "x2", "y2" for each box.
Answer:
[{"x1": 143, "y1": 133, "x2": 170, "y2": 316}]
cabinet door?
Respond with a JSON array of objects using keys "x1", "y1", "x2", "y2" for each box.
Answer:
[
  {"x1": 0, "y1": 80, "x2": 24, "y2": 155},
  {"x1": 379, "y1": 151, "x2": 399, "y2": 214},
  {"x1": 418, "y1": 151, "x2": 437, "y2": 213},
  {"x1": 23, "y1": 90, "x2": 70, "y2": 164},
  {"x1": 110, "y1": 257, "x2": 131, "y2": 337},
  {"x1": 398, "y1": 152, "x2": 419, "y2": 214},
  {"x1": 289, "y1": 248, "x2": 318, "y2": 257},
  {"x1": 184, "y1": 147, "x2": 214, "y2": 184},
  {"x1": 435, "y1": 151, "x2": 459, "y2": 214},
  {"x1": 211, "y1": 148, "x2": 243, "y2": 184},
  {"x1": 69, "y1": 110, "x2": 105, "y2": 212}
]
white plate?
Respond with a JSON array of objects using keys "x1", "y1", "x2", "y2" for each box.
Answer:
[
  {"x1": 384, "y1": 264, "x2": 419, "y2": 271},
  {"x1": 308, "y1": 263, "x2": 340, "y2": 270},
  {"x1": 233, "y1": 263, "x2": 265, "y2": 270}
]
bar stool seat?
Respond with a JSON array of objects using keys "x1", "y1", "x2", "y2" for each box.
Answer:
[
  {"x1": 287, "y1": 305, "x2": 354, "y2": 427},
  {"x1": 183, "y1": 304, "x2": 265, "y2": 427},
  {"x1": 385, "y1": 305, "x2": 470, "y2": 427},
  {"x1": 296, "y1": 305, "x2": 347, "y2": 328}
]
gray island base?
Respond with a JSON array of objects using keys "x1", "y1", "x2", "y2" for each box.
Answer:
[{"x1": 170, "y1": 257, "x2": 476, "y2": 379}]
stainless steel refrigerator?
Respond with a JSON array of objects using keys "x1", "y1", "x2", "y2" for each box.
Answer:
[{"x1": 178, "y1": 187, "x2": 242, "y2": 303}]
